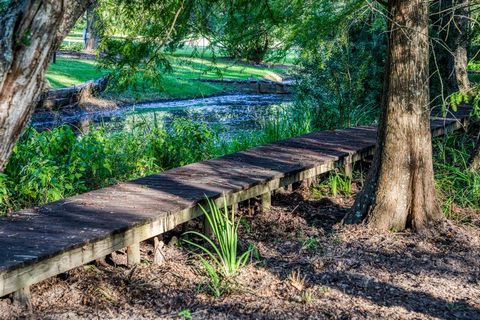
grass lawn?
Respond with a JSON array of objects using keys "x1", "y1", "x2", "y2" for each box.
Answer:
[
  {"x1": 46, "y1": 57, "x2": 231, "y2": 100},
  {"x1": 45, "y1": 55, "x2": 290, "y2": 99},
  {"x1": 104, "y1": 76, "x2": 229, "y2": 101},
  {"x1": 171, "y1": 57, "x2": 288, "y2": 80},
  {"x1": 63, "y1": 31, "x2": 84, "y2": 43},
  {"x1": 46, "y1": 58, "x2": 107, "y2": 88}
]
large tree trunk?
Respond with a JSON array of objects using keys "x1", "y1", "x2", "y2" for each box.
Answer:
[
  {"x1": 84, "y1": 3, "x2": 99, "y2": 51},
  {"x1": 0, "y1": 0, "x2": 92, "y2": 170},
  {"x1": 344, "y1": 0, "x2": 443, "y2": 231}
]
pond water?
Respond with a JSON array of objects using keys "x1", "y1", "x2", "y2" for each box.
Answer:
[{"x1": 32, "y1": 93, "x2": 294, "y2": 134}]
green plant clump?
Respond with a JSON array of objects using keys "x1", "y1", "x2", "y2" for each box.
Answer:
[
  {"x1": 183, "y1": 197, "x2": 251, "y2": 278},
  {"x1": 312, "y1": 171, "x2": 353, "y2": 198},
  {"x1": 182, "y1": 197, "x2": 251, "y2": 297},
  {"x1": 434, "y1": 133, "x2": 480, "y2": 217}
]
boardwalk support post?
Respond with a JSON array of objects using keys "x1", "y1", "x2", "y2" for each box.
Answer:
[
  {"x1": 202, "y1": 215, "x2": 214, "y2": 237},
  {"x1": 261, "y1": 192, "x2": 271, "y2": 211},
  {"x1": 12, "y1": 286, "x2": 31, "y2": 311},
  {"x1": 341, "y1": 156, "x2": 353, "y2": 178},
  {"x1": 127, "y1": 243, "x2": 141, "y2": 266},
  {"x1": 153, "y1": 236, "x2": 165, "y2": 265}
]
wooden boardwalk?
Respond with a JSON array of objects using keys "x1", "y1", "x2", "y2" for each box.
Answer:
[{"x1": 0, "y1": 105, "x2": 471, "y2": 301}]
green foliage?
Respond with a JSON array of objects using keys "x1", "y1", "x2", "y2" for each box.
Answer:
[
  {"x1": 447, "y1": 88, "x2": 480, "y2": 118},
  {"x1": 0, "y1": 1, "x2": 7, "y2": 13},
  {"x1": 203, "y1": 0, "x2": 289, "y2": 63},
  {"x1": 0, "y1": 119, "x2": 216, "y2": 214},
  {"x1": 150, "y1": 119, "x2": 217, "y2": 169},
  {"x1": 96, "y1": 0, "x2": 190, "y2": 89},
  {"x1": 177, "y1": 309, "x2": 193, "y2": 320},
  {"x1": 301, "y1": 237, "x2": 319, "y2": 251},
  {"x1": 183, "y1": 197, "x2": 251, "y2": 278},
  {"x1": 201, "y1": 258, "x2": 224, "y2": 297},
  {"x1": 434, "y1": 133, "x2": 480, "y2": 215},
  {"x1": 312, "y1": 171, "x2": 353, "y2": 198},
  {"x1": 294, "y1": 6, "x2": 385, "y2": 129}
]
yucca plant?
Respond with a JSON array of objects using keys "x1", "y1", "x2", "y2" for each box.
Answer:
[{"x1": 183, "y1": 196, "x2": 251, "y2": 278}]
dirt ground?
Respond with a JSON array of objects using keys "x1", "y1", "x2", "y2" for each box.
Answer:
[{"x1": 1, "y1": 188, "x2": 479, "y2": 320}]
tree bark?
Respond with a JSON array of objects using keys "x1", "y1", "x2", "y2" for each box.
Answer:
[
  {"x1": 344, "y1": 0, "x2": 443, "y2": 231},
  {"x1": 0, "y1": 0, "x2": 92, "y2": 171}
]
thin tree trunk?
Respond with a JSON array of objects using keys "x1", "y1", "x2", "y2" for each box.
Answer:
[
  {"x1": 451, "y1": 0, "x2": 471, "y2": 91},
  {"x1": 0, "y1": 0, "x2": 92, "y2": 171},
  {"x1": 344, "y1": 0, "x2": 443, "y2": 231},
  {"x1": 470, "y1": 133, "x2": 480, "y2": 171},
  {"x1": 84, "y1": 4, "x2": 99, "y2": 51},
  {"x1": 435, "y1": 0, "x2": 471, "y2": 92}
]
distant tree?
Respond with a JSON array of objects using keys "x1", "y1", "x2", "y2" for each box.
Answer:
[
  {"x1": 432, "y1": 0, "x2": 471, "y2": 94},
  {"x1": 204, "y1": 0, "x2": 284, "y2": 64},
  {"x1": 0, "y1": 0, "x2": 92, "y2": 171},
  {"x1": 344, "y1": 0, "x2": 443, "y2": 231},
  {"x1": 95, "y1": 0, "x2": 190, "y2": 89},
  {"x1": 84, "y1": 3, "x2": 99, "y2": 51}
]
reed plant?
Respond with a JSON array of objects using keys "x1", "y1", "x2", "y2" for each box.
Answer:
[{"x1": 183, "y1": 196, "x2": 251, "y2": 278}]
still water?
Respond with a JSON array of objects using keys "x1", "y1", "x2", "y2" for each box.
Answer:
[{"x1": 32, "y1": 94, "x2": 294, "y2": 133}]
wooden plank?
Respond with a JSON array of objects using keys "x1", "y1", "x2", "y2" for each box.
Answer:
[{"x1": 0, "y1": 106, "x2": 471, "y2": 297}]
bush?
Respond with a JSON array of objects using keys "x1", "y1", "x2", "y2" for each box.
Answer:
[
  {"x1": 59, "y1": 42, "x2": 84, "y2": 52},
  {"x1": 294, "y1": 13, "x2": 385, "y2": 129}
]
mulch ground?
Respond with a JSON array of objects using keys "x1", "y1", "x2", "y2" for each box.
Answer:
[{"x1": 1, "y1": 187, "x2": 479, "y2": 320}]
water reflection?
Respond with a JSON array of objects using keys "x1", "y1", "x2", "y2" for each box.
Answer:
[{"x1": 32, "y1": 94, "x2": 294, "y2": 134}]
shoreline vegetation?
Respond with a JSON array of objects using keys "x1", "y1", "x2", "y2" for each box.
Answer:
[{"x1": 2, "y1": 103, "x2": 479, "y2": 226}]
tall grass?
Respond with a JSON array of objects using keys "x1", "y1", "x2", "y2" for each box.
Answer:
[{"x1": 434, "y1": 133, "x2": 480, "y2": 215}]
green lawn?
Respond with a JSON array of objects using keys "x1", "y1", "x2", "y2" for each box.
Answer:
[
  {"x1": 45, "y1": 55, "x2": 290, "y2": 99},
  {"x1": 104, "y1": 76, "x2": 229, "y2": 101},
  {"x1": 46, "y1": 58, "x2": 107, "y2": 88},
  {"x1": 46, "y1": 57, "x2": 230, "y2": 100},
  {"x1": 170, "y1": 57, "x2": 287, "y2": 80},
  {"x1": 63, "y1": 31, "x2": 84, "y2": 43}
]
